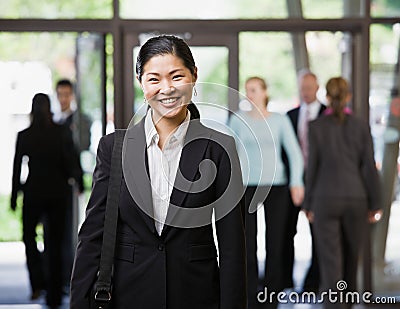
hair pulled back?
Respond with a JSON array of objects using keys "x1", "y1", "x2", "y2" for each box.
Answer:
[
  {"x1": 326, "y1": 77, "x2": 349, "y2": 122},
  {"x1": 136, "y1": 35, "x2": 196, "y2": 82}
]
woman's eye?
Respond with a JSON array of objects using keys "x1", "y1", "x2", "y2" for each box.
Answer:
[
  {"x1": 173, "y1": 75, "x2": 183, "y2": 80},
  {"x1": 148, "y1": 77, "x2": 158, "y2": 82}
]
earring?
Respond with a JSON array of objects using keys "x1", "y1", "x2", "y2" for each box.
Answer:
[
  {"x1": 193, "y1": 86, "x2": 197, "y2": 97},
  {"x1": 144, "y1": 97, "x2": 147, "y2": 104}
]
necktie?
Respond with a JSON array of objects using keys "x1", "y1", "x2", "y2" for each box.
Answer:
[{"x1": 299, "y1": 107, "x2": 310, "y2": 169}]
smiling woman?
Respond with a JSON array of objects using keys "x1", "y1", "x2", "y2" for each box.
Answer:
[
  {"x1": 136, "y1": 36, "x2": 198, "y2": 148},
  {"x1": 71, "y1": 35, "x2": 247, "y2": 309},
  {"x1": 139, "y1": 53, "x2": 197, "y2": 145}
]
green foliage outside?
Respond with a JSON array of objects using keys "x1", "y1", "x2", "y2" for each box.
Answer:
[
  {"x1": 239, "y1": 32, "x2": 297, "y2": 104},
  {"x1": 0, "y1": 0, "x2": 112, "y2": 19},
  {"x1": 0, "y1": 194, "x2": 22, "y2": 241},
  {"x1": 372, "y1": 0, "x2": 400, "y2": 17}
]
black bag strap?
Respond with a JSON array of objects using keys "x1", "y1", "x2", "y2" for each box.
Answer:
[{"x1": 94, "y1": 129, "x2": 126, "y2": 304}]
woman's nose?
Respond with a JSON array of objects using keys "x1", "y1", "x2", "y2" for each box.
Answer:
[{"x1": 160, "y1": 85, "x2": 176, "y2": 95}]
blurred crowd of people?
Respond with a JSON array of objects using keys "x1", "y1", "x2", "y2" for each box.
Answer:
[
  {"x1": 9, "y1": 65, "x2": 382, "y2": 309},
  {"x1": 229, "y1": 71, "x2": 382, "y2": 309}
]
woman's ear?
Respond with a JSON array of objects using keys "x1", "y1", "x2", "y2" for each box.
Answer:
[
  {"x1": 192, "y1": 66, "x2": 198, "y2": 83},
  {"x1": 136, "y1": 76, "x2": 143, "y2": 88}
]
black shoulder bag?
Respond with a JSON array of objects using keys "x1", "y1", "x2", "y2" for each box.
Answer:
[{"x1": 91, "y1": 129, "x2": 126, "y2": 309}]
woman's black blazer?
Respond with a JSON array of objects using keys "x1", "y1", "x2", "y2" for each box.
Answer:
[{"x1": 70, "y1": 118, "x2": 247, "y2": 309}]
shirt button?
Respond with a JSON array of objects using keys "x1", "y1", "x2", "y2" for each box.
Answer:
[
  {"x1": 158, "y1": 244, "x2": 164, "y2": 251},
  {"x1": 160, "y1": 193, "x2": 168, "y2": 200}
]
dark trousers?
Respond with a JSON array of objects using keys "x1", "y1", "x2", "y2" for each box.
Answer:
[
  {"x1": 61, "y1": 188, "x2": 74, "y2": 287},
  {"x1": 23, "y1": 195, "x2": 67, "y2": 307},
  {"x1": 283, "y1": 202, "x2": 320, "y2": 290},
  {"x1": 244, "y1": 185, "x2": 290, "y2": 309},
  {"x1": 312, "y1": 198, "x2": 367, "y2": 309},
  {"x1": 44, "y1": 186, "x2": 74, "y2": 289}
]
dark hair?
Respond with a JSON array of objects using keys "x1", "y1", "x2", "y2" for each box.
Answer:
[
  {"x1": 326, "y1": 77, "x2": 349, "y2": 122},
  {"x1": 56, "y1": 79, "x2": 74, "y2": 91},
  {"x1": 136, "y1": 35, "x2": 196, "y2": 82},
  {"x1": 31, "y1": 93, "x2": 53, "y2": 128},
  {"x1": 137, "y1": 35, "x2": 200, "y2": 119},
  {"x1": 188, "y1": 102, "x2": 200, "y2": 120}
]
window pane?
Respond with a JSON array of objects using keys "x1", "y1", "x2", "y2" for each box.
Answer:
[
  {"x1": 0, "y1": 0, "x2": 112, "y2": 19},
  {"x1": 372, "y1": 0, "x2": 400, "y2": 17},
  {"x1": 302, "y1": 0, "x2": 344, "y2": 19},
  {"x1": 0, "y1": 32, "x2": 77, "y2": 198},
  {"x1": 239, "y1": 31, "x2": 343, "y2": 113},
  {"x1": 307, "y1": 31, "x2": 343, "y2": 96},
  {"x1": 120, "y1": 0, "x2": 287, "y2": 19},
  {"x1": 239, "y1": 32, "x2": 296, "y2": 113},
  {"x1": 76, "y1": 33, "x2": 105, "y2": 158},
  {"x1": 370, "y1": 24, "x2": 399, "y2": 165},
  {"x1": 369, "y1": 24, "x2": 400, "y2": 277}
]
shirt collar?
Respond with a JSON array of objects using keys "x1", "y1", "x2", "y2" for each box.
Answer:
[
  {"x1": 300, "y1": 100, "x2": 321, "y2": 116},
  {"x1": 301, "y1": 100, "x2": 319, "y2": 109},
  {"x1": 144, "y1": 108, "x2": 191, "y2": 148},
  {"x1": 144, "y1": 109, "x2": 158, "y2": 148}
]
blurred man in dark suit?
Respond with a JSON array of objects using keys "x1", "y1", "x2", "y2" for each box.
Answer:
[{"x1": 285, "y1": 70, "x2": 325, "y2": 292}]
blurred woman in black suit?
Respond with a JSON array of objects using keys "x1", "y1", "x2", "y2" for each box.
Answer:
[
  {"x1": 304, "y1": 77, "x2": 382, "y2": 309},
  {"x1": 11, "y1": 93, "x2": 82, "y2": 308}
]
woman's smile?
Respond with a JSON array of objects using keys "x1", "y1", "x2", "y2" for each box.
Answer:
[{"x1": 159, "y1": 97, "x2": 180, "y2": 106}]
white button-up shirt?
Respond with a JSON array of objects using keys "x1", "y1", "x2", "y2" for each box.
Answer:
[
  {"x1": 298, "y1": 100, "x2": 321, "y2": 133},
  {"x1": 144, "y1": 109, "x2": 191, "y2": 235},
  {"x1": 297, "y1": 100, "x2": 322, "y2": 169}
]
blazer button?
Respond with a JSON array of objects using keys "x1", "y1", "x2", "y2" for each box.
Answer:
[{"x1": 158, "y1": 244, "x2": 164, "y2": 251}]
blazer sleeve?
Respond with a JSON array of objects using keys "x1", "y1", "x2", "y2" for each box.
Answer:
[
  {"x1": 70, "y1": 134, "x2": 113, "y2": 309},
  {"x1": 360, "y1": 122, "x2": 381, "y2": 211},
  {"x1": 280, "y1": 115, "x2": 304, "y2": 187},
  {"x1": 304, "y1": 121, "x2": 319, "y2": 211},
  {"x1": 214, "y1": 136, "x2": 247, "y2": 309},
  {"x1": 11, "y1": 133, "x2": 23, "y2": 208}
]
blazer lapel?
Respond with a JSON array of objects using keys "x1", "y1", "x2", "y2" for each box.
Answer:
[
  {"x1": 123, "y1": 119, "x2": 156, "y2": 234},
  {"x1": 318, "y1": 103, "x2": 326, "y2": 116},
  {"x1": 293, "y1": 108, "x2": 300, "y2": 134},
  {"x1": 162, "y1": 120, "x2": 211, "y2": 237}
]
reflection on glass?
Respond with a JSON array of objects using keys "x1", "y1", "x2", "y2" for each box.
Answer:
[{"x1": 120, "y1": 0, "x2": 287, "y2": 19}]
